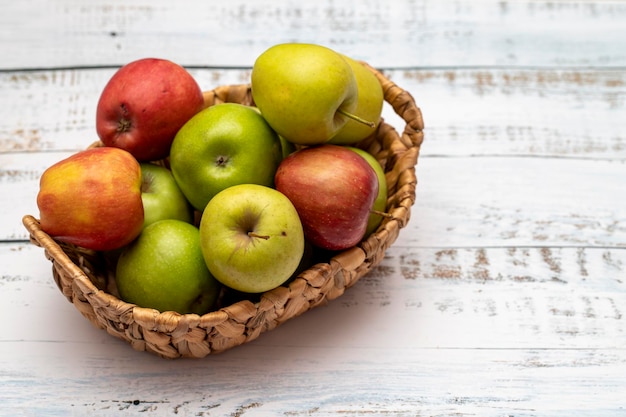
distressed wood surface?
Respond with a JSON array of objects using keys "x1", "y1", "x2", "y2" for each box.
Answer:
[
  {"x1": 2, "y1": 0, "x2": 626, "y2": 69},
  {"x1": 3, "y1": 67, "x2": 626, "y2": 158},
  {"x1": 1, "y1": 1, "x2": 625, "y2": 416}
]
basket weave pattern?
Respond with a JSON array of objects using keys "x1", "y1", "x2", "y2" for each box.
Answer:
[{"x1": 22, "y1": 64, "x2": 424, "y2": 359}]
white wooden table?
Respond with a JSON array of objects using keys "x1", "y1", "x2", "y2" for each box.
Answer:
[{"x1": 1, "y1": 1, "x2": 625, "y2": 416}]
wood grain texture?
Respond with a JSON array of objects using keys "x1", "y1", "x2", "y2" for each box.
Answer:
[
  {"x1": 1, "y1": 244, "x2": 625, "y2": 415},
  {"x1": 1, "y1": 0, "x2": 625, "y2": 415},
  {"x1": 1, "y1": 343, "x2": 624, "y2": 416},
  {"x1": 2, "y1": 0, "x2": 626, "y2": 69},
  {"x1": 2, "y1": 68, "x2": 625, "y2": 158},
  {"x1": 4, "y1": 244, "x2": 623, "y2": 348}
]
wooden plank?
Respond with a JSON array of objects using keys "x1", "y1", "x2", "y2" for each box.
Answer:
[
  {"x1": 3, "y1": 243, "x2": 624, "y2": 349},
  {"x1": 0, "y1": 341, "x2": 623, "y2": 416},
  {"x1": 2, "y1": 0, "x2": 626, "y2": 70},
  {"x1": 1, "y1": 242, "x2": 624, "y2": 415},
  {"x1": 403, "y1": 156, "x2": 626, "y2": 248},
  {"x1": 1, "y1": 152, "x2": 71, "y2": 241},
  {"x1": 2, "y1": 67, "x2": 625, "y2": 158},
  {"x1": 0, "y1": 68, "x2": 249, "y2": 153},
  {"x1": 394, "y1": 68, "x2": 626, "y2": 159}
]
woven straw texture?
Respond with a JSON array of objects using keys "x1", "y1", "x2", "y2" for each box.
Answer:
[{"x1": 22, "y1": 63, "x2": 424, "y2": 359}]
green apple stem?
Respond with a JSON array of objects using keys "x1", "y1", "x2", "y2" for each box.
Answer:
[
  {"x1": 248, "y1": 232, "x2": 270, "y2": 240},
  {"x1": 337, "y1": 108, "x2": 376, "y2": 128}
]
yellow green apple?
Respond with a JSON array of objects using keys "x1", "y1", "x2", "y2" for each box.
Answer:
[
  {"x1": 251, "y1": 43, "x2": 374, "y2": 146},
  {"x1": 329, "y1": 56, "x2": 384, "y2": 145},
  {"x1": 199, "y1": 184, "x2": 305, "y2": 293}
]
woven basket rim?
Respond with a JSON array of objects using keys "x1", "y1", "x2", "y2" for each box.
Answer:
[{"x1": 23, "y1": 63, "x2": 424, "y2": 359}]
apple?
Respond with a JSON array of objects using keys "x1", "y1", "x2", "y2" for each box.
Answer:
[
  {"x1": 251, "y1": 43, "x2": 375, "y2": 146},
  {"x1": 279, "y1": 135, "x2": 296, "y2": 159},
  {"x1": 140, "y1": 163, "x2": 193, "y2": 229},
  {"x1": 95, "y1": 58, "x2": 204, "y2": 161},
  {"x1": 37, "y1": 147, "x2": 144, "y2": 251},
  {"x1": 169, "y1": 103, "x2": 283, "y2": 211},
  {"x1": 251, "y1": 106, "x2": 295, "y2": 159},
  {"x1": 199, "y1": 184, "x2": 305, "y2": 293},
  {"x1": 274, "y1": 144, "x2": 379, "y2": 251},
  {"x1": 116, "y1": 219, "x2": 221, "y2": 315},
  {"x1": 328, "y1": 56, "x2": 384, "y2": 145},
  {"x1": 346, "y1": 147, "x2": 388, "y2": 237}
]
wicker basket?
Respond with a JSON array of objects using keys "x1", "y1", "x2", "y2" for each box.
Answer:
[{"x1": 22, "y1": 63, "x2": 424, "y2": 359}]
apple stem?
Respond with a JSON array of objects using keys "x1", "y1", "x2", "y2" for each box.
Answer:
[
  {"x1": 370, "y1": 209, "x2": 394, "y2": 219},
  {"x1": 337, "y1": 108, "x2": 376, "y2": 128},
  {"x1": 248, "y1": 232, "x2": 270, "y2": 240}
]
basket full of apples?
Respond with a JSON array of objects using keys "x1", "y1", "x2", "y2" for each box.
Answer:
[{"x1": 22, "y1": 43, "x2": 424, "y2": 359}]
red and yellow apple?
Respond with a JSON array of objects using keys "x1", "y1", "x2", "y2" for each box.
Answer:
[
  {"x1": 95, "y1": 58, "x2": 204, "y2": 161},
  {"x1": 36, "y1": 147, "x2": 144, "y2": 251}
]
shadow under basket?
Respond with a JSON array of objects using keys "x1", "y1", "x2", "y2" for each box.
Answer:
[{"x1": 22, "y1": 63, "x2": 424, "y2": 359}]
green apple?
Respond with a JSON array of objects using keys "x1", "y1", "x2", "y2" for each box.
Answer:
[
  {"x1": 140, "y1": 163, "x2": 193, "y2": 229},
  {"x1": 116, "y1": 219, "x2": 221, "y2": 315},
  {"x1": 251, "y1": 43, "x2": 375, "y2": 146},
  {"x1": 346, "y1": 147, "x2": 388, "y2": 237},
  {"x1": 199, "y1": 184, "x2": 305, "y2": 293},
  {"x1": 169, "y1": 103, "x2": 283, "y2": 211},
  {"x1": 279, "y1": 135, "x2": 296, "y2": 159},
  {"x1": 329, "y1": 56, "x2": 384, "y2": 145},
  {"x1": 251, "y1": 106, "x2": 295, "y2": 159}
]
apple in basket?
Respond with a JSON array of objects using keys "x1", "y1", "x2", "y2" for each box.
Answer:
[
  {"x1": 95, "y1": 58, "x2": 204, "y2": 162},
  {"x1": 169, "y1": 103, "x2": 283, "y2": 212},
  {"x1": 116, "y1": 219, "x2": 221, "y2": 315},
  {"x1": 139, "y1": 162, "x2": 193, "y2": 230},
  {"x1": 251, "y1": 43, "x2": 375, "y2": 146},
  {"x1": 275, "y1": 144, "x2": 379, "y2": 251},
  {"x1": 328, "y1": 55, "x2": 384, "y2": 145},
  {"x1": 36, "y1": 147, "x2": 144, "y2": 251},
  {"x1": 346, "y1": 147, "x2": 388, "y2": 237},
  {"x1": 199, "y1": 184, "x2": 305, "y2": 293}
]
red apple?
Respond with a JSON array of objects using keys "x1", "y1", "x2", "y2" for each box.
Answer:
[
  {"x1": 274, "y1": 144, "x2": 379, "y2": 251},
  {"x1": 95, "y1": 58, "x2": 204, "y2": 161},
  {"x1": 37, "y1": 147, "x2": 144, "y2": 251}
]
